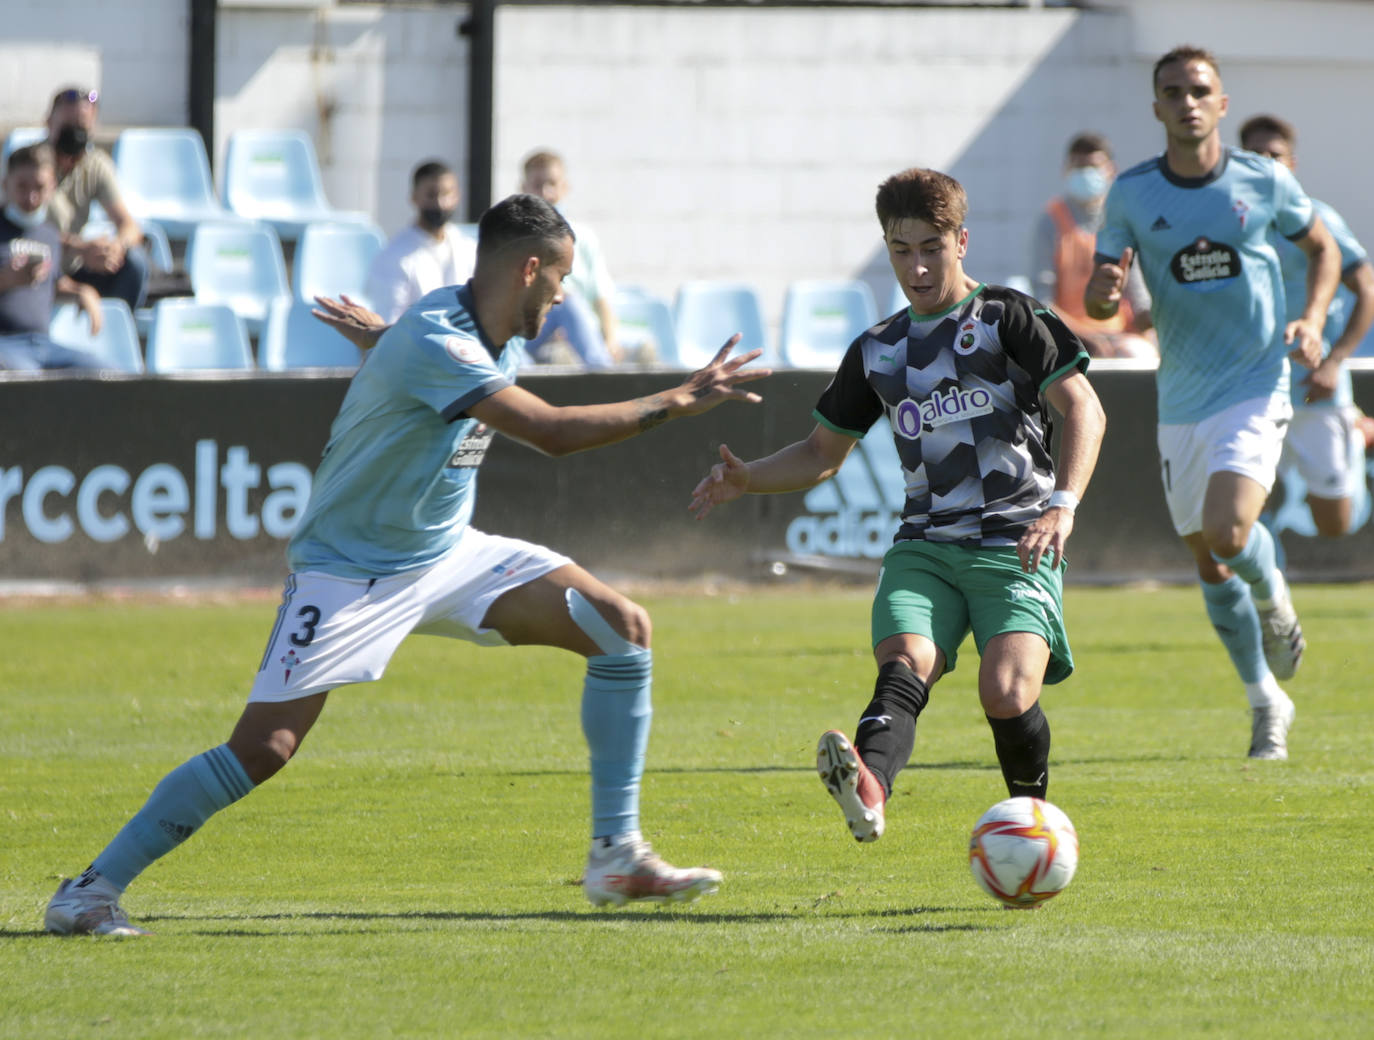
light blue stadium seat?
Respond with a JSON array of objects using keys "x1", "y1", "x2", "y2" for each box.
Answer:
[
  {"x1": 187, "y1": 221, "x2": 291, "y2": 335},
  {"x1": 614, "y1": 285, "x2": 678, "y2": 366},
  {"x1": 779, "y1": 280, "x2": 878, "y2": 368},
  {"x1": 47, "y1": 299, "x2": 143, "y2": 373},
  {"x1": 113, "y1": 127, "x2": 238, "y2": 241},
  {"x1": 2, "y1": 126, "x2": 46, "y2": 170},
  {"x1": 260, "y1": 297, "x2": 363, "y2": 371},
  {"x1": 146, "y1": 300, "x2": 253, "y2": 372},
  {"x1": 292, "y1": 220, "x2": 385, "y2": 305},
  {"x1": 222, "y1": 129, "x2": 371, "y2": 241},
  {"x1": 673, "y1": 281, "x2": 770, "y2": 370}
]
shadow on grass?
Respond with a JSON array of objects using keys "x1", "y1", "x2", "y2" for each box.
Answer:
[
  {"x1": 498, "y1": 752, "x2": 1194, "y2": 779},
  {"x1": 0, "y1": 904, "x2": 1002, "y2": 940}
]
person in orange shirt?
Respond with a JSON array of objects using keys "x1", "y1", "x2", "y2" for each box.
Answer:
[{"x1": 1030, "y1": 133, "x2": 1156, "y2": 359}]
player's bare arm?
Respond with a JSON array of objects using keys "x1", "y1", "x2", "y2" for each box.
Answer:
[
  {"x1": 1083, "y1": 247, "x2": 1134, "y2": 320},
  {"x1": 312, "y1": 294, "x2": 390, "y2": 350},
  {"x1": 469, "y1": 335, "x2": 769, "y2": 457},
  {"x1": 1303, "y1": 260, "x2": 1374, "y2": 403},
  {"x1": 1016, "y1": 370, "x2": 1105, "y2": 574},
  {"x1": 1286, "y1": 215, "x2": 1341, "y2": 369},
  {"x1": 689, "y1": 424, "x2": 857, "y2": 520}
]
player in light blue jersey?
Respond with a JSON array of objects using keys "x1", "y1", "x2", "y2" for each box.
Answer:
[
  {"x1": 1086, "y1": 46, "x2": 1341, "y2": 761},
  {"x1": 1239, "y1": 114, "x2": 1374, "y2": 538},
  {"x1": 45, "y1": 194, "x2": 769, "y2": 936}
]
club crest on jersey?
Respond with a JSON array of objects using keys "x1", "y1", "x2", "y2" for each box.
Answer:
[
  {"x1": 444, "y1": 335, "x2": 486, "y2": 364},
  {"x1": 894, "y1": 385, "x2": 994, "y2": 437},
  {"x1": 1231, "y1": 198, "x2": 1250, "y2": 229},
  {"x1": 956, "y1": 320, "x2": 980, "y2": 355},
  {"x1": 1170, "y1": 237, "x2": 1240, "y2": 287}
]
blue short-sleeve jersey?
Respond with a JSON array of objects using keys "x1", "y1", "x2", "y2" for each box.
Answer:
[
  {"x1": 287, "y1": 282, "x2": 521, "y2": 577},
  {"x1": 1274, "y1": 197, "x2": 1367, "y2": 409},
  {"x1": 1096, "y1": 148, "x2": 1314, "y2": 424}
]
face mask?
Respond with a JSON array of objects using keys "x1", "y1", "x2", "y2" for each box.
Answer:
[
  {"x1": 1064, "y1": 165, "x2": 1109, "y2": 202},
  {"x1": 418, "y1": 206, "x2": 456, "y2": 231},
  {"x1": 4, "y1": 202, "x2": 48, "y2": 229}
]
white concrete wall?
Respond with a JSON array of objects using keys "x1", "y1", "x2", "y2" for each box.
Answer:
[
  {"x1": 216, "y1": 3, "x2": 470, "y2": 236},
  {"x1": 494, "y1": 0, "x2": 1374, "y2": 334},
  {"x1": 0, "y1": 0, "x2": 187, "y2": 130},
  {"x1": 495, "y1": 4, "x2": 1103, "y2": 324}
]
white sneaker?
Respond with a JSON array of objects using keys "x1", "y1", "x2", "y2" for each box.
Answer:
[
  {"x1": 582, "y1": 836, "x2": 722, "y2": 907},
  {"x1": 1257, "y1": 576, "x2": 1305, "y2": 680},
  {"x1": 45, "y1": 875, "x2": 150, "y2": 936},
  {"x1": 816, "y1": 730, "x2": 886, "y2": 843},
  {"x1": 1249, "y1": 696, "x2": 1296, "y2": 760}
]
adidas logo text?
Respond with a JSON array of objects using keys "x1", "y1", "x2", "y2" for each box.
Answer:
[
  {"x1": 786, "y1": 426, "x2": 904, "y2": 560},
  {"x1": 159, "y1": 819, "x2": 196, "y2": 843}
]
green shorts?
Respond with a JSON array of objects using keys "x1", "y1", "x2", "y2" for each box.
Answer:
[{"x1": 871, "y1": 540, "x2": 1074, "y2": 684}]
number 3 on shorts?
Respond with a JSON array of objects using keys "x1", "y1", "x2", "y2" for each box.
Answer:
[{"x1": 289, "y1": 605, "x2": 321, "y2": 647}]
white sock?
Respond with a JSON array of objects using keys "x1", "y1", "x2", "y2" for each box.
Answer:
[{"x1": 1244, "y1": 673, "x2": 1287, "y2": 710}]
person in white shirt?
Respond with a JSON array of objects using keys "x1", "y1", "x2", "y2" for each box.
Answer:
[{"x1": 366, "y1": 160, "x2": 477, "y2": 323}]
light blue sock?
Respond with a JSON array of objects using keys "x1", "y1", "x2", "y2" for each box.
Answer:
[
  {"x1": 1211, "y1": 523, "x2": 1278, "y2": 603},
  {"x1": 1200, "y1": 576, "x2": 1267, "y2": 685},
  {"x1": 89, "y1": 744, "x2": 255, "y2": 890},
  {"x1": 580, "y1": 649, "x2": 653, "y2": 839}
]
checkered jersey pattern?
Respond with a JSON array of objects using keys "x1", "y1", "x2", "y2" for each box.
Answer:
[{"x1": 813, "y1": 285, "x2": 1088, "y2": 546}]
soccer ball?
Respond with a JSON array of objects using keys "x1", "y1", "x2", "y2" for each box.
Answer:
[{"x1": 968, "y1": 796, "x2": 1078, "y2": 908}]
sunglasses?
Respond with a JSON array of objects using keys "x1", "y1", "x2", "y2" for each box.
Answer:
[{"x1": 54, "y1": 89, "x2": 99, "y2": 106}]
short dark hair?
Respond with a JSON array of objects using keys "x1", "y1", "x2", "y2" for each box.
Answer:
[
  {"x1": 49, "y1": 86, "x2": 98, "y2": 115},
  {"x1": 475, "y1": 193, "x2": 575, "y2": 267},
  {"x1": 1153, "y1": 45, "x2": 1221, "y2": 90},
  {"x1": 411, "y1": 159, "x2": 453, "y2": 191},
  {"x1": 1239, "y1": 114, "x2": 1295, "y2": 151},
  {"x1": 1067, "y1": 132, "x2": 1112, "y2": 160},
  {"x1": 875, "y1": 168, "x2": 967, "y2": 237},
  {"x1": 5, "y1": 142, "x2": 55, "y2": 178}
]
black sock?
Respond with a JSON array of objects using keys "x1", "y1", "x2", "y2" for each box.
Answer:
[
  {"x1": 854, "y1": 661, "x2": 929, "y2": 796},
  {"x1": 986, "y1": 703, "x2": 1050, "y2": 799}
]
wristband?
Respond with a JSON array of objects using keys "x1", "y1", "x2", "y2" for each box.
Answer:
[{"x1": 1047, "y1": 490, "x2": 1079, "y2": 513}]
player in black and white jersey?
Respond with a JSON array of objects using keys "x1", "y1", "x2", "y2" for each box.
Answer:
[{"x1": 690, "y1": 167, "x2": 1105, "y2": 843}]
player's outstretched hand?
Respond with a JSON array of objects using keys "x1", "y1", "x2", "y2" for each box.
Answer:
[
  {"x1": 1017, "y1": 501, "x2": 1075, "y2": 574},
  {"x1": 672, "y1": 334, "x2": 772, "y2": 417},
  {"x1": 1284, "y1": 317, "x2": 1325, "y2": 371},
  {"x1": 312, "y1": 294, "x2": 390, "y2": 351},
  {"x1": 690, "y1": 442, "x2": 751, "y2": 520}
]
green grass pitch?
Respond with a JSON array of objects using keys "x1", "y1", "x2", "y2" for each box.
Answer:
[{"x1": 2, "y1": 583, "x2": 1372, "y2": 1038}]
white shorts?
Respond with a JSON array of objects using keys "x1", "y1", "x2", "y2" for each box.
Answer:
[
  {"x1": 1280, "y1": 405, "x2": 1366, "y2": 501},
  {"x1": 248, "y1": 528, "x2": 572, "y2": 702},
  {"x1": 1157, "y1": 395, "x2": 1292, "y2": 536}
]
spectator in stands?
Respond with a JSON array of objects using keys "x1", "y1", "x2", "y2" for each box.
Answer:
[
  {"x1": 366, "y1": 159, "x2": 477, "y2": 323},
  {"x1": 1030, "y1": 132, "x2": 1156, "y2": 359},
  {"x1": 44, "y1": 86, "x2": 150, "y2": 314},
  {"x1": 0, "y1": 143, "x2": 104, "y2": 370},
  {"x1": 519, "y1": 150, "x2": 623, "y2": 367}
]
